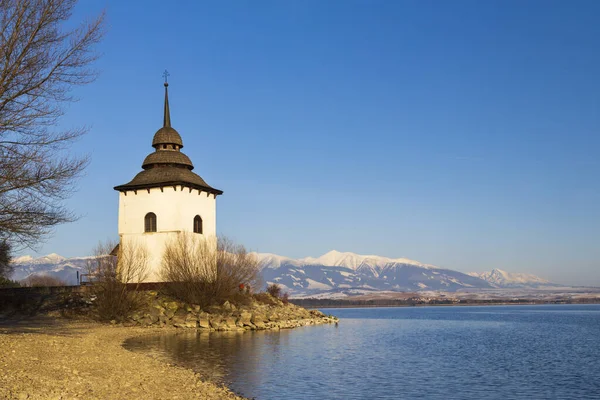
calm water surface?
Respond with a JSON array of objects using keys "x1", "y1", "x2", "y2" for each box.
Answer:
[{"x1": 124, "y1": 305, "x2": 600, "y2": 399}]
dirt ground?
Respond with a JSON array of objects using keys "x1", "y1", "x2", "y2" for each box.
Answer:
[{"x1": 0, "y1": 316, "x2": 243, "y2": 400}]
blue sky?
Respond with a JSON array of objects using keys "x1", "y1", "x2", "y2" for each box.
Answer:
[{"x1": 28, "y1": 0, "x2": 600, "y2": 286}]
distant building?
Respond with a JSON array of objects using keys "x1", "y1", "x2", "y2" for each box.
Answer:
[{"x1": 114, "y1": 81, "x2": 223, "y2": 281}]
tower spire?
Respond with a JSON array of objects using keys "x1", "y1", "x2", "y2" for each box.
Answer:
[{"x1": 162, "y1": 70, "x2": 171, "y2": 127}]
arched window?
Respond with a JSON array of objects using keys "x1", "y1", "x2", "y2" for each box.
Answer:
[
  {"x1": 144, "y1": 212, "x2": 157, "y2": 232},
  {"x1": 193, "y1": 215, "x2": 203, "y2": 234}
]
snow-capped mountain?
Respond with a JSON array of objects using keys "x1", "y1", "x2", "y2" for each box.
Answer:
[
  {"x1": 257, "y1": 251, "x2": 488, "y2": 296},
  {"x1": 12, "y1": 253, "x2": 66, "y2": 265},
  {"x1": 468, "y1": 269, "x2": 554, "y2": 288},
  {"x1": 299, "y1": 250, "x2": 436, "y2": 272},
  {"x1": 10, "y1": 250, "x2": 556, "y2": 295},
  {"x1": 11, "y1": 254, "x2": 92, "y2": 285},
  {"x1": 256, "y1": 250, "x2": 557, "y2": 296}
]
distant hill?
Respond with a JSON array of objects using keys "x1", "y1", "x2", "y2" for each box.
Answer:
[{"x1": 468, "y1": 268, "x2": 556, "y2": 288}]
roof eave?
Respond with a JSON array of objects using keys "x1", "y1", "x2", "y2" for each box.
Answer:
[{"x1": 113, "y1": 181, "x2": 223, "y2": 196}]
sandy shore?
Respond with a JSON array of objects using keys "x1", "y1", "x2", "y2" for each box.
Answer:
[{"x1": 0, "y1": 316, "x2": 243, "y2": 400}]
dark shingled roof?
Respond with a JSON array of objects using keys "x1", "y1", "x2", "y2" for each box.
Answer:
[
  {"x1": 114, "y1": 167, "x2": 223, "y2": 195},
  {"x1": 142, "y1": 151, "x2": 193, "y2": 169},
  {"x1": 152, "y1": 126, "x2": 183, "y2": 148},
  {"x1": 114, "y1": 82, "x2": 223, "y2": 196}
]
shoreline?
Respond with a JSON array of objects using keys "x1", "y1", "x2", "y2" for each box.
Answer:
[
  {"x1": 304, "y1": 301, "x2": 600, "y2": 309},
  {"x1": 0, "y1": 316, "x2": 244, "y2": 400}
]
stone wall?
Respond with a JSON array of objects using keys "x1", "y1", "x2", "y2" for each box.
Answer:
[{"x1": 0, "y1": 286, "x2": 89, "y2": 315}]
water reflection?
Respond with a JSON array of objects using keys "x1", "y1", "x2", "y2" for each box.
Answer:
[{"x1": 125, "y1": 328, "x2": 299, "y2": 395}]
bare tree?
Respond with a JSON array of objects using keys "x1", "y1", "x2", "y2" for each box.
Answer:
[
  {"x1": 161, "y1": 234, "x2": 262, "y2": 307},
  {"x1": 216, "y1": 237, "x2": 262, "y2": 298},
  {"x1": 87, "y1": 239, "x2": 150, "y2": 321},
  {"x1": 0, "y1": 0, "x2": 105, "y2": 249},
  {"x1": 161, "y1": 233, "x2": 217, "y2": 284},
  {"x1": 0, "y1": 239, "x2": 11, "y2": 278},
  {"x1": 160, "y1": 234, "x2": 218, "y2": 306}
]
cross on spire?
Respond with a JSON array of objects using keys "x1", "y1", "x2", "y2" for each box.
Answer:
[{"x1": 162, "y1": 69, "x2": 170, "y2": 86}]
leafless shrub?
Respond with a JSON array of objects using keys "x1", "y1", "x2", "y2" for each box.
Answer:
[
  {"x1": 261, "y1": 283, "x2": 288, "y2": 305},
  {"x1": 266, "y1": 283, "x2": 282, "y2": 298},
  {"x1": 22, "y1": 274, "x2": 67, "y2": 287},
  {"x1": 0, "y1": 0, "x2": 105, "y2": 250},
  {"x1": 161, "y1": 234, "x2": 262, "y2": 307},
  {"x1": 86, "y1": 239, "x2": 150, "y2": 321},
  {"x1": 216, "y1": 237, "x2": 262, "y2": 302},
  {"x1": 254, "y1": 292, "x2": 279, "y2": 306}
]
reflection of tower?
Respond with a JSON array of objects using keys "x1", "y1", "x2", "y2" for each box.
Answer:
[{"x1": 114, "y1": 80, "x2": 223, "y2": 281}]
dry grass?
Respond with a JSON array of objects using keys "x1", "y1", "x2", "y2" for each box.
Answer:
[{"x1": 86, "y1": 240, "x2": 150, "y2": 321}]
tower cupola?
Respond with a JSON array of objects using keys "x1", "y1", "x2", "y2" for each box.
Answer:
[
  {"x1": 114, "y1": 81, "x2": 223, "y2": 196},
  {"x1": 151, "y1": 82, "x2": 184, "y2": 149}
]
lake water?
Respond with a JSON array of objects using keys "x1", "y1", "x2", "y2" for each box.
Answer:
[{"x1": 124, "y1": 305, "x2": 600, "y2": 399}]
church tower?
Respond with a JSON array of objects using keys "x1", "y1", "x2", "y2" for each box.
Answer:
[{"x1": 114, "y1": 80, "x2": 223, "y2": 282}]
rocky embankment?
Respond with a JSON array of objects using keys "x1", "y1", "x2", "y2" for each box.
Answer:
[{"x1": 127, "y1": 291, "x2": 338, "y2": 330}]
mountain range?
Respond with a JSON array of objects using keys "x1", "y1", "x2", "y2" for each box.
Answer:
[
  {"x1": 256, "y1": 250, "x2": 558, "y2": 296},
  {"x1": 9, "y1": 250, "x2": 557, "y2": 296},
  {"x1": 11, "y1": 254, "x2": 92, "y2": 285}
]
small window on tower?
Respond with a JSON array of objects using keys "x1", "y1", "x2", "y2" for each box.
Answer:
[
  {"x1": 145, "y1": 212, "x2": 157, "y2": 232},
  {"x1": 193, "y1": 215, "x2": 203, "y2": 234}
]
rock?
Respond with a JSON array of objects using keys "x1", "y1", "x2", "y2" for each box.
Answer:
[
  {"x1": 251, "y1": 313, "x2": 267, "y2": 329},
  {"x1": 251, "y1": 313, "x2": 265, "y2": 324},
  {"x1": 205, "y1": 305, "x2": 222, "y2": 315},
  {"x1": 224, "y1": 317, "x2": 236, "y2": 329},
  {"x1": 253, "y1": 320, "x2": 266, "y2": 330},
  {"x1": 222, "y1": 300, "x2": 236, "y2": 311},
  {"x1": 148, "y1": 307, "x2": 162, "y2": 323},
  {"x1": 267, "y1": 312, "x2": 280, "y2": 322},
  {"x1": 183, "y1": 314, "x2": 197, "y2": 329},
  {"x1": 237, "y1": 311, "x2": 252, "y2": 326},
  {"x1": 130, "y1": 313, "x2": 143, "y2": 322},
  {"x1": 198, "y1": 317, "x2": 210, "y2": 329},
  {"x1": 162, "y1": 305, "x2": 176, "y2": 319},
  {"x1": 209, "y1": 317, "x2": 223, "y2": 330},
  {"x1": 310, "y1": 309, "x2": 325, "y2": 318},
  {"x1": 171, "y1": 309, "x2": 188, "y2": 327}
]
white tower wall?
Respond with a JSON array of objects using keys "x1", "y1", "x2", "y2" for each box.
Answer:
[{"x1": 118, "y1": 186, "x2": 217, "y2": 282}]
